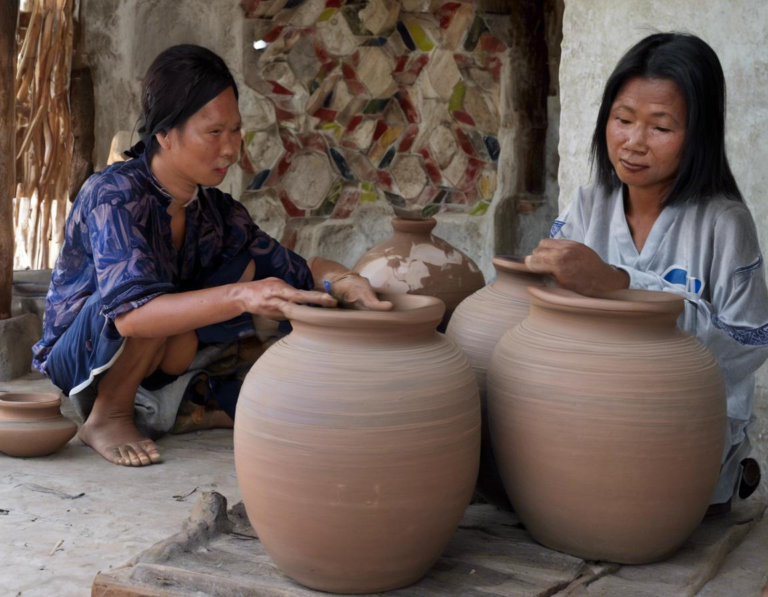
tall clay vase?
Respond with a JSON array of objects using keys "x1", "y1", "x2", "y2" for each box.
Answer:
[
  {"x1": 487, "y1": 287, "x2": 726, "y2": 564},
  {"x1": 354, "y1": 217, "x2": 485, "y2": 331},
  {"x1": 446, "y1": 256, "x2": 547, "y2": 507},
  {"x1": 0, "y1": 393, "x2": 78, "y2": 457},
  {"x1": 234, "y1": 294, "x2": 481, "y2": 593}
]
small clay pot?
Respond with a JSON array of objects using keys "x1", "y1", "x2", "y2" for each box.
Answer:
[
  {"x1": 235, "y1": 294, "x2": 480, "y2": 593},
  {"x1": 354, "y1": 217, "x2": 485, "y2": 330},
  {"x1": 0, "y1": 393, "x2": 78, "y2": 457},
  {"x1": 487, "y1": 287, "x2": 726, "y2": 564},
  {"x1": 447, "y1": 256, "x2": 548, "y2": 508}
]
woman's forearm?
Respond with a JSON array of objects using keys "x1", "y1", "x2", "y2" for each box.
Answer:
[
  {"x1": 307, "y1": 257, "x2": 349, "y2": 289},
  {"x1": 115, "y1": 284, "x2": 245, "y2": 339}
]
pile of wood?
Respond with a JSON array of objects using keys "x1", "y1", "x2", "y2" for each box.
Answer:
[{"x1": 14, "y1": 0, "x2": 74, "y2": 270}]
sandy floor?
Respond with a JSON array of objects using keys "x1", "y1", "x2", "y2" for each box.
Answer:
[
  {"x1": 0, "y1": 374, "x2": 242, "y2": 597},
  {"x1": 1, "y1": 374, "x2": 767, "y2": 597}
]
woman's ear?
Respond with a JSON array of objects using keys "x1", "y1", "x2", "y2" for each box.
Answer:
[{"x1": 156, "y1": 130, "x2": 171, "y2": 151}]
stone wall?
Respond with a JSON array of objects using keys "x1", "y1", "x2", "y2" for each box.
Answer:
[
  {"x1": 80, "y1": 0, "x2": 562, "y2": 278},
  {"x1": 558, "y1": 0, "x2": 768, "y2": 466}
]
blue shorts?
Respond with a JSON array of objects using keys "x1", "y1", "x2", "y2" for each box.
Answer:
[{"x1": 46, "y1": 252, "x2": 256, "y2": 397}]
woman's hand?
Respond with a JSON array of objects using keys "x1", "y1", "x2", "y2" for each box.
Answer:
[
  {"x1": 236, "y1": 277, "x2": 338, "y2": 320},
  {"x1": 525, "y1": 239, "x2": 630, "y2": 296},
  {"x1": 329, "y1": 273, "x2": 394, "y2": 311}
]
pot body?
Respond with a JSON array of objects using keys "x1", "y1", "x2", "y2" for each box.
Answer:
[
  {"x1": 446, "y1": 257, "x2": 547, "y2": 506},
  {"x1": 487, "y1": 288, "x2": 726, "y2": 564},
  {"x1": 0, "y1": 393, "x2": 78, "y2": 457},
  {"x1": 354, "y1": 217, "x2": 485, "y2": 329},
  {"x1": 234, "y1": 295, "x2": 481, "y2": 593}
]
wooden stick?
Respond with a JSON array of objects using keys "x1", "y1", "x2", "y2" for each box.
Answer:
[{"x1": 0, "y1": 0, "x2": 19, "y2": 320}]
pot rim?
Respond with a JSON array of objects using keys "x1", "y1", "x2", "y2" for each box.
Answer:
[
  {"x1": 390, "y1": 217, "x2": 437, "y2": 234},
  {"x1": 493, "y1": 255, "x2": 537, "y2": 275},
  {"x1": 280, "y1": 293, "x2": 445, "y2": 329},
  {"x1": 528, "y1": 287, "x2": 684, "y2": 315},
  {"x1": 0, "y1": 392, "x2": 62, "y2": 408}
]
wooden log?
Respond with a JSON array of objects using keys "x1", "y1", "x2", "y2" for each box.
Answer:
[{"x1": 0, "y1": 0, "x2": 19, "y2": 320}]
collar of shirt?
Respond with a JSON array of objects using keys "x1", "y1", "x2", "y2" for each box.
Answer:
[{"x1": 140, "y1": 151, "x2": 201, "y2": 210}]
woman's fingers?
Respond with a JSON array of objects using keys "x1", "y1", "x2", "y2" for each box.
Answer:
[{"x1": 281, "y1": 287, "x2": 338, "y2": 308}]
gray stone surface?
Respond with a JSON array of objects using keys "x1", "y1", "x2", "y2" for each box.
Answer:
[
  {"x1": 558, "y1": 0, "x2": 768, "y2": 485},
  {"x1": 0, "y1": 313, "x2": 42, "y2": 381}
]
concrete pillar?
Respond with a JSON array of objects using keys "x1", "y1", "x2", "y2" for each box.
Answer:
[{"x1": 0, "y1": 0, "x2": 19, "y2": 321}]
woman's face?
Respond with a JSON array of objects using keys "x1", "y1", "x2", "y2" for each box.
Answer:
[
  {"x1": 606, "y1": 77, "x2": 687, "y2": 199},
  {"x1": 162, "y1": 86, "x2": 242, "y2": 188}
]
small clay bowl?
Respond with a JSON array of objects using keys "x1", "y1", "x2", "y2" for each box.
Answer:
[{"x1": 0, "y1": 393, "x2": 78, "y2": 457}]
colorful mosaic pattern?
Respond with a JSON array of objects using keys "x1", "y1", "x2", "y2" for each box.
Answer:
[{"x1": 240, "y1": 0, "x2": 505, "y2": 224}]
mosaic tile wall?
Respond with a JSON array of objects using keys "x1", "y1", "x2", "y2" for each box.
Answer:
[{"x1": 240, "y1": 0, "x2": 508, "y2": 222}]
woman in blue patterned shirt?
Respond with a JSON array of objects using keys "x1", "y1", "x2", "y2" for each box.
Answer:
[{"x1": 32, "y1": 45, "x2": 390, "y2": 467}]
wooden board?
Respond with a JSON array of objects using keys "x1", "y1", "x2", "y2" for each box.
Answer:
[{"x1": 92, "y1": 492, "x2": 766, "y2": 597}]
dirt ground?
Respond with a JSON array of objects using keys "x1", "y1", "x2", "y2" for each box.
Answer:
[
  {"x1": 1, "y1": 373, "x2": 767, "y2": 597},
  {"x1": 0, "y1": 373, "x2": 242, "y2": 597}
]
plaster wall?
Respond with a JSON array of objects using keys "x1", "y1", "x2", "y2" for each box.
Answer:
[
  {"x1": 558, "y1": 0, "x2": 768, "y2": 465},
  {"x1": 79, "y1": 1, "x2": 562, "y2": 280},
  {"x1": 80, "y1": 0, "x2": 247, "y2": 198}
]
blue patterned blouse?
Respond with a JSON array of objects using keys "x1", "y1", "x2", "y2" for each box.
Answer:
[{"x1": 32, "y1": 153, "x2": 313, "y2": 373}]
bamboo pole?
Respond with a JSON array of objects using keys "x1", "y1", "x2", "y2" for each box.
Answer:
[
  {"x1": 14, "y1": 0, "x2": 74, "y2": 270},
  {"x1": 1, "y1": 0, "x2": 19, "y2": 320}
]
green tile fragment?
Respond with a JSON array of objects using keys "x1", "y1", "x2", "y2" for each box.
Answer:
[
  {"x1": 408, "y1": 23, "x2": 435, "y2": 52},
  {"x1": 448, "y1": 81, "x2": 466, "y2": 113},
  {"x1": 318, "y1": 8, "x2": 337, "y2": 22},
  {"x1": 469, "y1": 200, "x2": 490, "y2": 216}
]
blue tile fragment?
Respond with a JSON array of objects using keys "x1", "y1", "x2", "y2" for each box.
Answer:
[
  {"x1": 365, "y1": 37, "x2": 389, "y2": 47},
  {"x1": 484, "y1": 135, "x2": 500, "y2": 162},
  {"x1": 329, "y1": 148, "x2": 356, "y2": 181},
  {"x1": 396, "y1": 21, "x2": 417, "y2": 52},
  {"x1": 378, "y1": 145, "x2": 396, "y2": 169},
  {"x1": 248, "y1": 169, "x2": 272, "y2": 190}
]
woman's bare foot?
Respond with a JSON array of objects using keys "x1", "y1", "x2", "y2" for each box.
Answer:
[{"x1": 78, "y1": 412, "x2": 162, "y2": 466}]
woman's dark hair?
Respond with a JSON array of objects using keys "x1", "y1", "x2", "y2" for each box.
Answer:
[
  {"x1": 130, "y1": 44, "x2": 238, "y2": 159},
  {"x1": 590, "y1": 32, "x2": 743, "y2": 204}
]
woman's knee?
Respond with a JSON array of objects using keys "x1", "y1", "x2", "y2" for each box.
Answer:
[{"x1": 158, "y1": 329, "x2": 198, "y2": 375}]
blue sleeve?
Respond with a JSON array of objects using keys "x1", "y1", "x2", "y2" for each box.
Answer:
[
  {"x1": 219, "y1": 194, "x2": 314, "y2": 291},
  {"x1": 87, "y1": 197, "x2": 175, "y2": 319}
]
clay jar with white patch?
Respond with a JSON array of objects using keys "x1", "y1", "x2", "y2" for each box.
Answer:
[
  {"x1": 487, "y1": 287, "x2": 726, "y2": 563},
  {"x1": 354, "y1": 217, "x2": 485, "y2": 330},
  {"x1": 0, "y1": 393, "x2": 78, "y2": 457},
  {"x1": 446, "y1": 257, "x2": 548, "y2": 507},
  {"x1": 235, "y1": 294, "x2": 480, "y2": 593}
]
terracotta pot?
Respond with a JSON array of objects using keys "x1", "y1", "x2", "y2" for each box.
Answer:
[
  {"x1": 487, "y1": 287, "x2": 726, "y2": 564},
  {"x1": 0, "y1": 393, "x2": 78, "y2": 457},
  {"x1": 353, "y1": 217, "x2": 485, "y2": 330},
  {"x1": 446, "y1": 256, "x2": 547, "y2": 508},
  {"x1": 234, "y1": 294, "x2": 480, "y2": 593}
]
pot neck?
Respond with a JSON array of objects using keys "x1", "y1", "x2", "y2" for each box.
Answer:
[
  {"x1": 0, "y1": 394, "x2": 63, "y2": 420},
  {"x1": 390, "y1": 217, "x2": 437, "y2": 240},
  {"x1": 280, "y1": 294, "x2": 445, "y2": 348},
  {"x1": 492, "y1": 257, "x2": 547, "y2": 298},
  {"x1": 525, "y1": 287, "x2": 683, "y2": 341}
]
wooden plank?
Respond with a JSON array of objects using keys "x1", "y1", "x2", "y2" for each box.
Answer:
[
  {"x1": 0, "y1": 0, "x2": 18, "y2": 320},
  {"x1": 92, "y1": 493, "x2": 767, "y2": 597}
]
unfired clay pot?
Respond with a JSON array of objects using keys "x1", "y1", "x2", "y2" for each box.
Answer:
[
  {"x1": 446, "y1": 256, "x2": 547, "y2": 507},
  {"x1": 234, "y1": 294, "x2": 480, "y2": 593},
  {"x1": 354, "y1": 217, "x2": 485, "y2": 330},
  {"x1": 0, "y1": 393, "x2": 78, "y2": 457},
  {"x1": 487, "y1": 287, "x2": 726, "y2": 564}
]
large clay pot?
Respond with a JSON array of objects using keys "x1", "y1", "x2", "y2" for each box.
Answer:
[
  {"x1": 0, "y1": 393, "x2": 78, "y2": 457},
  {"x1": 446, "y1": 256, "x2": 547, "y2": 507},
  {"x1": 234, "y1": 294, "x2": 481, "y2": 593},
  {"x1": 354, "y1": 217, "x2": 485, "y2": 330},
  {"x1": 487, "y1": 287, "x2": 726, "y2": 564}
]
